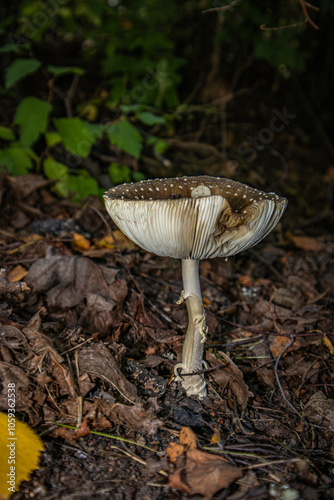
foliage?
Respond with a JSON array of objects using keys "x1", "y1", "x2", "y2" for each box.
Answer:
[
  {"x1": 0, "y1": 412, "x2": 44, "y2": 498},
  {"x1": 0, "y1": 0, "x2": 331, "y2": 200}
]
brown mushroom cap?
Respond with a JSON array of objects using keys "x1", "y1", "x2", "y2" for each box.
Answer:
[{"x1": 104, "y1": 176, "x2": 287, "y2": 260}]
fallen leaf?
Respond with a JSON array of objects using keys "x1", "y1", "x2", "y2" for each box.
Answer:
[
  {"x1": 0, "y1": 413, "x2": 44, "y2": 499},
  {"x1": 238, "y1": 275, "x2": 253, "y2": 287},
  {"x1": 71, "y1": 231, "x2": 91, "y2": 252},
  {"x1": 7, "y1": 265, "x2": 27, "y2": 283},
  {"x1": 210, "y1": 428, "x2": 221, "y2": 445},
  {"x1": 25, "y1": 254, "x2": 127, "y2": 333},
  {"x1": 95, "y1": 231, "x2": 137, "y2": 252},
  {"x1": 78, "y1": 343, "x2": 139, "y2": 404},
  {"x1": 167, "y1": 427, "x2": 242, "y2": 500},
  {"x1": 179, "y1": 426, "x2": 197, "y2": 449},
  {"x1": 288, "y1": 234, "x2": 324, "y2": 252},
  {"x1": 322, "y1": 335, "x2": 334, "y2": 355},
  {"x1": 303, "y1": 391, "x2": 334, "y2": 429},
  {"x1": 206, "y1": 351, "x2": 253, "y2": 408},
  {"x1": 269, "y1": 335, "x2": 293, "y2": 358}
]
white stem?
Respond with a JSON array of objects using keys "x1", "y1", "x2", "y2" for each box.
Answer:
[{"x1": 174, "y1": 259, "x2": 207, "y2": 398}]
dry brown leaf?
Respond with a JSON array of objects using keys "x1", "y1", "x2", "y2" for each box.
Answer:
[
  {"x1": 78, "y1": 343, "x2": 139, "y2": 404},
  {"x1": 60, "y1": 397, "x2": 162, "y2": 434},
  {"x1": 206, "y1": 351, "x2": 253, "y2": 408},
  {"x1": 25, "y1": 254, "x2": 127, "y2": 333},
  {"x1": 238, "y1": 275, "x2": 253, "y2": 287},
  {"x1": 303, "y1": 391, "x2": 334, "y2": 429},
  {"x1": 166, "y1": 427, "x2": 242, "y2": 500},
  {"x1": 289, "y1": 234, "x2": 324, "y2": 252},
  {"x1": 111, "y1": 402, "x2": 162, "y2": 434},
  {"x1": 7, "y1": 265, "x2": 27, "y2": 282},
  {"x1": 179, "y1": 426, "x2": 197, "y2": 449},
  {"x1": 269, "y1": 335, "x2": 293, "y2": 358}
]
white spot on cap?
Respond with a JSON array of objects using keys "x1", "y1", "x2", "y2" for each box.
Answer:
[{"x1": 191, "y1": 185, "x2": 211, "y2": 198}]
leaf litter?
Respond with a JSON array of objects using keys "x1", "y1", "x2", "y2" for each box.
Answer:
[{"x1": 0, "y1": 170, "x2": 333, "y2": 499}]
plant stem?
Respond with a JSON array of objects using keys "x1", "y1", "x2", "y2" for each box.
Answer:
[{"x1": 174, "y1": 259, "x2": 207, "y2": 398}]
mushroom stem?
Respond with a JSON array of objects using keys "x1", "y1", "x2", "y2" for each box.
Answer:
[{"x1": 175, "y1": 259, "x2": 207, "y2": 398}]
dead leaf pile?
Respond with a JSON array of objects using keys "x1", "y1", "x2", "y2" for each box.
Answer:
[
  {"x1": 166, "y1": 427, "x2": 242, "y2": 500},
  {"x1": 25, "y1": 252, "x2": 127, "y2": 333}
]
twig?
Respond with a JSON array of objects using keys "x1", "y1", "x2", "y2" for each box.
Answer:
[
  {"x1": 202, "y1": 0, "x2": 242, "y2": 15},
  {"x1": 261, "y1": 0, "x2": 319, "y2": 31},
  {"x1": 299, "y1": 0, "x2": 319, "y2": 29},
  {"x1": 274, "y1": 336, "x2": 302, "y2": 417},
  {"x1": 260, "y1": 21, "x2": 305, "y2": 31}
]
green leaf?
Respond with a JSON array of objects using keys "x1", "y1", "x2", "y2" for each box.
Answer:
[
  {"x1": 44, "y1": 158, "x2": 69, "y2": 197},
  {"x1": 154, "y1": 139, "x2": 168, "y2": 154},
  {"x1": 54, "y1": 118, "x2": 104, "y2": 158},
  {"x1": 66, "y1": 172, "x2": 100, "y2": 201},
  {"x1": 136, "y1": 111, "x2": 165, "y2": 126},
  {"x1": 5, "y1": 59, "x2": 41, "y2": 88},
  {"x1": 0, "y1": 43, "x2": 24, "y2": 54},
  {"x1": 55, "y1": 170, "x2": 100, "y2": 201},
  {"x1": 47, "y1": 65, "x2": 85, "y2": 77},
  {"x1": 14, "y1": 97, "x2": 52, "y2": 149},
  {"x1": 45, "y1": 131, "x2": 62, "y2": 147},
  {"x1": 0, "y1": 144, "x2": 33, "y2": 175},
  {"x1": 132, "y1": 171, "x2": 146, "y2": 182},
  {"x1": 0, "y1": 126, "x2": 15, "y2": 141},
  {"x1": 106, "y1": 120, "x2": 143, "y2": 159},
  {"x1": 44, "y1": 158, "x2": 68, "y2": 180},
  {"x1": 146, "y1": 135, "x2": 168, "y2": 154},
  {"x1": 108, "y1": 163, "x2": 131, "y2": 184}
]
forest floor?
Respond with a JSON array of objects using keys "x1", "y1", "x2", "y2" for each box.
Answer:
[{"x1": 0, "y1": 116, "x2": 334, "y2": 500}]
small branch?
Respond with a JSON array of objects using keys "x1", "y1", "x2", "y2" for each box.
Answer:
[
  {"x1": 274, "y1": 336, "x2": 302, "y2": 417},
  {"x1": 260, "y1": 21, "x2": 305, "y2": 32},
  {"x1": 202, "y1": 0, "x2": 242, "y2": 15},
  {"x1": 261, "y1": 0, "x2": 319, "y2": 31},
  {"x1": 299, "y1": 0, "x2": 319, "y2": 29}
]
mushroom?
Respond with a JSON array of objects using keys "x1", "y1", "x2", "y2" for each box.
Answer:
[{"x1": 104, "y1": 176, "x2": 287, "y2": 398}]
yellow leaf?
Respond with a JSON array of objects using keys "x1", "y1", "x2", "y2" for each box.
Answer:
[
  {"x1": 71, "y1": 232, "x2": 91, "y2": 252},
  {"x1": 322, "y1": 335, "x2": 334, "y2": 355},
  {"x1": 95, "y1": 231, "x2": 137, "y2": 251},
  {"x1": 7, "y1": 266, "x2": 27, "y2": 283},
  {"x1": 210, "y1": 427, "x2": 221, "y2": 445},
  {"x1": 95, "y1": 235, "x2": 116, "y2": 249},
  {"x1": 0, "y1": 413, "x2": 44, "y2": 498}
]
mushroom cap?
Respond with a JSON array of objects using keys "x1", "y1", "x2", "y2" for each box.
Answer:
[{"x1": 104, "y1": 176, "x2": 287, "y2": 260}]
